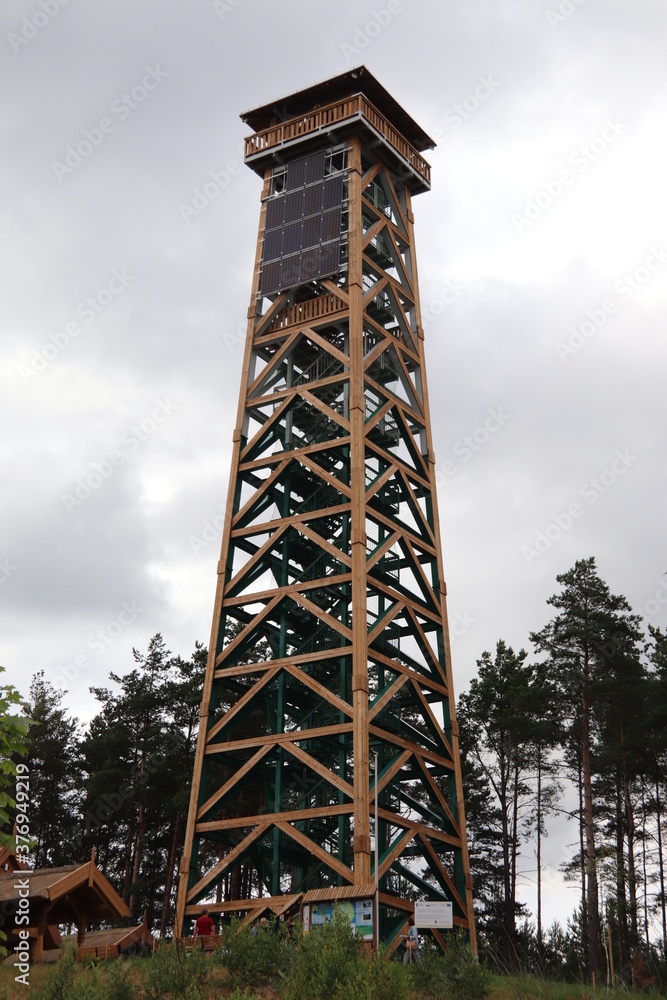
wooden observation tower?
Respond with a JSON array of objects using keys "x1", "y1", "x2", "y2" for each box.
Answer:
[{"x1": 175, "y1": 67, "x2": 476, "y2": 952}]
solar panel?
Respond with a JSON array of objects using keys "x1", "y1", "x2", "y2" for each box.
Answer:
[
  {"x1": 320, "y1": 241, "x2": 340, "y2": 275},
  {"x1": 265, "y1": 197, "x2": 284, "y2": 230},
  {"x1": 284, "y1": 191, "x2": 304, "y2": 224},
  {"x1": 302, "y1": 214, "x2": 321, "y2": 250},
  {"x1": 323, "y1": 175, "x2": 343, "y2": 209},
  {"x1": 260, "y1": 259, "x2": 281, "y2": 296},
  {"x1": 300, "y1": 247, "x2": 320, "y2": 283},
  {"x1": 304, "y1": 182, "x2": 324, "y2": 217},
  {"x1": 287, "y1": 156, "x2": 307, "y2": 190},
  {"x1": 263, "y1": 228, "x2": 282, "y2": 262},
  {"x1": 321, "y1": 208, "x2": 341, "y2": 243},
  {"x1": 260, "y1": 147, "x2": 345, "y2": 296},
  {"x1": 306, "y1": 149, "x2": 326, "y2": 184},
  {"x1": 281, "y1": 253, "x2": 300, "y2": 288},
  {"x1": 283, "y1": 221, "x2": 302, "y2": 256}
]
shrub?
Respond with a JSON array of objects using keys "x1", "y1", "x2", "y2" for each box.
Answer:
[
  {"x1": 101, "y1": 958, "x2": 137, "y2": 1000},
  {"x1": 214, "y1": 915, "x2": 293, "y2": 988},
  {"x1": 280, "y1": 906, "x2": 366, "y2": 1000},
  {"x1": 143, "y1": 940, "x2": 209, "y2": 999},
  {"x1": 411, "y1": 930, "x2": 491, "y2": 1000},
  {"x1": 35, "y1": 948, "x2": 76, "y2": 1000}
]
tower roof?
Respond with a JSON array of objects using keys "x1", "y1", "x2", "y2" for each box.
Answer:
[{"x1": 240, "y1": 66, "x2": 436, "y2": 152}]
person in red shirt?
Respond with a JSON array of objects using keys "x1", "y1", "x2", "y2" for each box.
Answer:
[{"x1": 194, "y1": 908, "x2": 215, "y2": 938}]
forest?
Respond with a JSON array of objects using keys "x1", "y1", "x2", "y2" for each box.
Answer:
[{"x1": 2, "y1": 556, "x2": 666, "y2": 989}]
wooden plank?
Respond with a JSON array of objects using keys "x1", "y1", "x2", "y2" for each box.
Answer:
[
  {"x1": 230, "y1": 504, "x2": 350, "y2": 540},
  {"x1": 205, "y1": 723, "x2": 354, "y2": 756},
  {"x1": 378, "y1": 829, "x2": 415, "y2": 879},
  {"x1": 197, "y1": 747, "x2": 271, "y2": 821},
  {"x1": 282, "y1": 742, "x2": 354, "y2": 798},
  {"x1": 197, "y1": 803, "x2": 351, "y2": 833},
  {"x1": 222, "y1": 572, "x2": 352, "y2": 609},
  {"x1": 376, "y1": 807, "x2": 460, "y2": 848},
  {"x1": 206, "y1": 665, "x2": 281, "y2": 743},
  {"x1": 237, "y1": 437, "x2": 352, "y2": 474},
  {"x1": 215, "y1": 644, "x2": 351, "y2": 680},
  {"x1": 369, "y1": 726, "x2": 455, "y2": 771},
  {"x1": 418, "y1": 833, "x2": 467, "y2": 915},
  {"x1": 276, "y1": 821, "x2": 354, "y2": 884},
  {"x1": 216, "y1": 595, "x2": 281, "y2": 665},
  {"x1": 282, "y1": 661, "x2": 353, "y2": 718},
  {"x1": 369, "y1": 674, "x2": 409, "y2": 721},
  {"x1": 412, "y1": 753, "x2": 459, "y2": 833},
  {"x1": 231, "y1": 459, "x2": 289, "y2": 526},
  {"x1": 186, "y1": 823, "x2": 270, "y2": 903},
  {"x1": 298, "y1": 388, "x2": 350, "y2": 432},
  {"x1": 226, "y1": 525, "x2": 289, "y2": 596},
  {"x1": 291, "y1": 592, "x2": 353, "y2": 642},
  {"x1": 292, "y1": 522, "x2": 351, "y2": 568}
]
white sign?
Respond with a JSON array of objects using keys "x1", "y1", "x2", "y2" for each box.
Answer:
[{"x1": 414, "y1": 900, "x2": 453, "y2": 929}]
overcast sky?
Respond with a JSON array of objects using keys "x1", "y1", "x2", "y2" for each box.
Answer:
[{"x1": 2, "y1": 0, "x2": 666, "y2": 931}]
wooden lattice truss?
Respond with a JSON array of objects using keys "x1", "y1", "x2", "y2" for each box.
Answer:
[{"x1": 176, "y1": 131, "x2": 476, "y2": 952}]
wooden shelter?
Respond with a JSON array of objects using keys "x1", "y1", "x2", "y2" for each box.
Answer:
[
  {"x1": 176, "y1": 65, "x2": 476, "y2": 953},
  {"x1": 0, "y1": 854, "x2": 130, "y2": 963}
]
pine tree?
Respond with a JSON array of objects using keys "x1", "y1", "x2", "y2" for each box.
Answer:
[
  {"x1": 457, "y1": 640, "x2": 534, "y2": 968},
  {"x1": 25, "y1": 671, "x2": 81, "y2": 867},
  {"x1": 530, "y1": 557, "x2": 642, "y2": 982}
]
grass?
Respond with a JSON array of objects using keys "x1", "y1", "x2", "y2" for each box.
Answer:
[{"x1": 1, "y1": 951, "x2": 665, "y2": 998}]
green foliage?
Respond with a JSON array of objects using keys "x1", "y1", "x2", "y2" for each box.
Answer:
[
  {"x1": 34, "y1": 948, "x2": 76, "y2": 1000},
  {"x1": 102, "y1": 959, "x2": 137, "y2": 1000},
  {"x1": 35, "y1": 951, "x2": 137, "y2": 1000},
  {"x1": 215, "y1": 915, "x2": 293, "y2": 988},
  {"x1": 227, "y1": 989, "x2": 262, "y2": 1000},
  {"x1": 278, "y1": 905, "x2": 408, "y2": 1000},
  {"x1": 411, "y1": 931, "x2": 491, "y2": 1000},
  {"x1": 143, "y1": 941, "x2": 208, "y2": 999}
]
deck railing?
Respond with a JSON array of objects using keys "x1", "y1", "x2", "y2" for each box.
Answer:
[
  {"x1": 265, "y1": 292, "x2": 347, "y2": 333},
  {"x1": 244, "y1": 93, "x2": 431, "y2": 187}
]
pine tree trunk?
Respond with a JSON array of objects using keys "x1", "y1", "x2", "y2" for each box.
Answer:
[
  {"x1": 620, "y1": 727, "x2": 638, "y2": 943},
  {"x1": 536, "y1": 744, "x2": 543, "y2": 968},
  {"x1": 615, "y1": 780, "x2": 627, "y2": 971},
  {"x1": 577, "y1": 752, "x2": 590, "y2": 979},
  {"x1": 656, "y1": 779, "x2": 667, "y2": 952},
  {"x1": 160, "y1": 811, "x2": 182, "y2": 938},
  {"x1": 581, "y1": 652, "x2": 600, "y2": 977}
]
